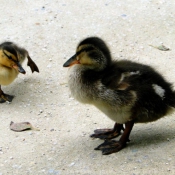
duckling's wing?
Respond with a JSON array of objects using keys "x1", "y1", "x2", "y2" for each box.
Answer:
[
  {"x1": 27, "y1": 55, "x2": 39, "y2": 73},
  {"x1": 101, "y1": 65, "x2": 131, "y2": 91},
  {"x1": 102, "y1": 60, "x2": 175, "y2": 109}
]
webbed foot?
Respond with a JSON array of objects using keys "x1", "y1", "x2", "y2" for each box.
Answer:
[
  {"x1": 95, "y1": 140, "x2": 126, "y2": 155},
  {"x1": 92, "y1": 121, "x2": 135, "y2": 155},
  {"x1": 0, "y1": 94, "x2": 14, "y2": 103},
  {"x1": 90, "y1": 123, "x2": 124, "y2": 140}
]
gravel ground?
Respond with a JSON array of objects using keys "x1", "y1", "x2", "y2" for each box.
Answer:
[{"x1": 1, "y1": 0, "x2": 175, "y2": 174}]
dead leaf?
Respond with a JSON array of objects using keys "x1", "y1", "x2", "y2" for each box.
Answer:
[
  {"x1": 149, "y1": 44, "x2": 170, "y2": 51},
  {"x1": 10, "y1": 121, "x2": 40, "y2": 132}
]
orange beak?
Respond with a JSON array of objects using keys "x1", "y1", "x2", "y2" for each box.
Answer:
[
  {"x1": 63, "y1": 55, "x2": 80, "y2": 67},
  {"x1": 13, "y1": 62, "x2": 26, "y2": 74}
]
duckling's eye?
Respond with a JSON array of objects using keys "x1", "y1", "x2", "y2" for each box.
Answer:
[
  {"x1": 3, "y1": 50, "x2": 13, "y2": 60},
  {"x1": 7, "y1": 55, "x2": 13, "y2": 60},
  {"x1": 3, "y1": 50, "x2": 17, "y2": 62},
  {"x1": 6, "y1": 54, "x2": 16, "y2": 61}
]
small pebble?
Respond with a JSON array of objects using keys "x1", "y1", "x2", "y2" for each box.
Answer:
[{"x1": 69, "y1": 162, "x2": 75, "y2": 167}]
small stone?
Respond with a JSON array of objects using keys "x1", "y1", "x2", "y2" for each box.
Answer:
[
  {"x1": 121, "y1": 14, "x2": 127, "y2": 17},
  {"x1": 69, "y1": 162, "x2": 75, "y2": 167}
]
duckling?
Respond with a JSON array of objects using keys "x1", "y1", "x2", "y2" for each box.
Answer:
[
  {"x1": 0, "y1": 42, "x2": 39, "y2": 103},
  {"x1": 63, "y1": 37, "x2": 175, "y2": 155}
]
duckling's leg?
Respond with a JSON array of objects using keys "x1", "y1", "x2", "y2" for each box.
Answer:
[
  {"x1": 0, "y1": 86, "x2": 14, "y2": 103},
  {"x1": 94, "y1": 121, "x2": 134, "y2": 155},
  {"x1": 90, "y1": 123, "x2": 124, "y2": 140}
]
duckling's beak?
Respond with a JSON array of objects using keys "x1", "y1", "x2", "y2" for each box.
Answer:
[
  {"x1": 13, "y1": 62, "x2": 26, "y2": 74},
  {"x1": 63, "y1": 55, "x2": 80, "y2": 67}
]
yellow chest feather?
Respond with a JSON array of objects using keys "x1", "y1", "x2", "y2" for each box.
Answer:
[{"x1": 0, "y1": 65, "x2": 18, "y2": 85}]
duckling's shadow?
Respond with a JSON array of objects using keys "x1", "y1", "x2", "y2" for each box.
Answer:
[
  {"x1": 72, "y1": 125, "x2": 175, "y2": 154},
  {"x1": 128, "y1": 126, "x2": 175, "y2": 149},
  {"x1": 4, "y1": 77, "x2": 43, "y2": 104},
  {"x1": 48, "y1": 124, "x2": 175, "y2": 157}
]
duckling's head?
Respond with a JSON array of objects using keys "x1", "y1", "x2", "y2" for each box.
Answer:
[
  {"x1": 0, "y1": 42, "x2": 26, "y2": 74},
  {"x1": 63, "y1": 37, "x2": 112, "y2": 71}
]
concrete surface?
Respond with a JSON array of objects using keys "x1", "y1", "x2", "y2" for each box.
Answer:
[{"x1": 1, "y1": 0, "x2": 175, "y2": 174}]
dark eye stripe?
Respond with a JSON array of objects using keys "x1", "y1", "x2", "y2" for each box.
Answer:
[
  {"x1": 76, "y1": 46, "x2": 94, "y2": 56},
  {"x1": 3, "y1": 50, "x2": 18, "y2": 63},
  {"x1": 3, "y1": 45, "x2": 17, "y2": 58},
  {"x1": 2, "y1": 45, "x2": 18, "y2": 62}
]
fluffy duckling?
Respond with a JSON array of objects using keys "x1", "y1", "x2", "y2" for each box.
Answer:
[
  {"x1": 0, "y1": 42, "x2": 39, "y2": 103},
  {"x1": 63, "y1": 37, "x2": 175, "y2": 155}
]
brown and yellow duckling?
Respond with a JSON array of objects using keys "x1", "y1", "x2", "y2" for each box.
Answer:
[
  {"x1": 0, "y1": 42, "x2": 39, "y2": 103},
  {"x1": 63, "y1": 37, "x2": 175, "y2": 155}
]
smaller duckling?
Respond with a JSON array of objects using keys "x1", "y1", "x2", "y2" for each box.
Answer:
[
  {"x1": 63, "y1": 37, "x2": 175, "y2": 155},
  {"x1": 0, "y1": 42, "x2": 39, "y2": 103}
]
